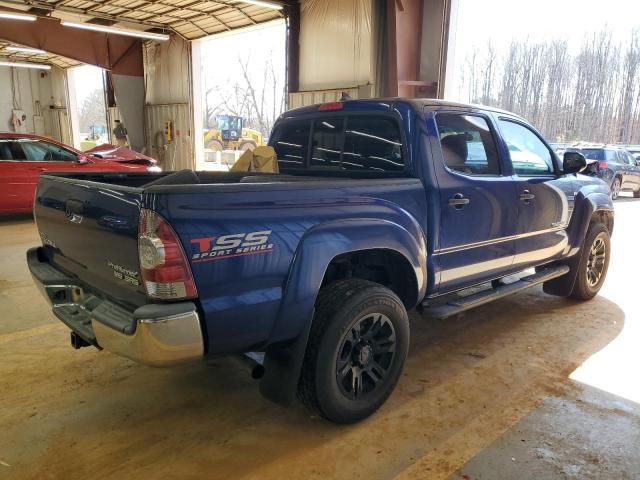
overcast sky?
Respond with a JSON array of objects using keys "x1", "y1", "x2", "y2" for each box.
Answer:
[
  {"x1": 199, "y1": 20, "x2": 285, "y2": 95},
  {"x1": 70, "y1": 64, "x2": 103, "y2": 104},
  {"x1": 454, "y1": 0, "x2": 640, "y2": 52}
]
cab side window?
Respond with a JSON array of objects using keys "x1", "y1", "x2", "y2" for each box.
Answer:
[
  {"x1": 435, "y1": 114, "x2": 501, "y2": 175},
  {"x1": 498, "y1": 120, "x2": 554, "y2": 175}
]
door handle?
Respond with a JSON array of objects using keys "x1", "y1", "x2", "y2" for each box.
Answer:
[
  {"x1": 448, "y1": 193, "x2": 470, "y2": 209},
  {"x1": 520, "y1": 190, "x2": 535, "y2": 202}
]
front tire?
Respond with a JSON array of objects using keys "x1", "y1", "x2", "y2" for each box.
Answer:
[
  {"x1": 205, "y1": 139, "x2": 224, "y2": 152},
  {"x1": 570, "y1": 223, "x2": 611, "y2": 301},
  {"x1": 298, "y1": 279, "x2": 410, "y2": 424}
]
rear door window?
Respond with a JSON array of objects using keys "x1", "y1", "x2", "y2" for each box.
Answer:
[
  {"x1": 617, "y1": 151, "x2": 632, "y2": 165},
  {"x1": 605, "y1": 149, "x2": 618, "y2": 162},
  {"x1": 0, "y1": 139, "x2": 27, "y2": 160},
  {"x1": 435, "y1": 113, "x2": 501, "y2": 175}
]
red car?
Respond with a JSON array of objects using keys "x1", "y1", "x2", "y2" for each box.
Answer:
[{"x1": 0, "y1": 133, "x2": 160, "y2": 214}]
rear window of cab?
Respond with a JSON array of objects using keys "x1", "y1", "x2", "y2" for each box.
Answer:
[{"x1": 272, "y1": 115, "x2": 405, "y2": 173}]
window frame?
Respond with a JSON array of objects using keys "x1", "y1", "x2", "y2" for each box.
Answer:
[
  {"x1": 434, "y1": 111, "x2": 504, "y2": 178},
  {"x1": 497, "y1": 116, "x2": 559, "y2": 177},
  {"x1": 271, "y1": 111, "x2": 410, "y2": 176}
]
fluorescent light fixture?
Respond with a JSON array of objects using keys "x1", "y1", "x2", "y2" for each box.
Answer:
[
  {"x1": 0, "y1": 61, "x2": 51, "y2": 70},
  {"x1": 0, "y1": 11, "x2": 36, "y2": 21},
  {"x1": 61, "y1": 21, "x2": 170, "y2": 41},
  {"x1": 240, "y1": 0, "x2": 283, "y2": 10},
  {"x1": 6, "y1": 46, "x2": 47, "y2": 55}
]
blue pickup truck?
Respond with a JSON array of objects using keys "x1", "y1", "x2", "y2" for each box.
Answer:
[{"x1": 28, "y1": 99, "x2": 613, "y2": 423}]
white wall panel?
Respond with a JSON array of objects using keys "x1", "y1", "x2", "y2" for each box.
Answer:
[
  {"x1": 143, "y1": 36, "x2": 194, "y2": 169},
  {"x1": 299, "y1": 0, "x2": 373, "y2": 91},
  {"x1": 144, "y1": 37, "x2": 191, "y2": 104},
  {"x1": 0, "y1": 66, "x2": 60, "y2": 137}
]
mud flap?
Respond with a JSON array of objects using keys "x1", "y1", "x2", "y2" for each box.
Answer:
[
  {"x1": 259, "y1": 309, "x2": 314, "y2": 406},
  {"x1": 542, "y1": 254, "x2": 580, "y2": 297}
]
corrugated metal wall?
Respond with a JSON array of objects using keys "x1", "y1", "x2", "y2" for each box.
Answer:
[
  {"x1": 143, "y1": 36, "x2": 195, "y2": 170},
  {"x1": 144, "y1": 103, "x2": 193, "y2": 171},
  {"x1": 288, "y1": 85, "x2": 373, "y2": 109}
]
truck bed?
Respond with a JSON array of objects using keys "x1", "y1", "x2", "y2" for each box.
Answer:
[{"x1": 33, "y1": 170, "x2": 426, "y2": 354}]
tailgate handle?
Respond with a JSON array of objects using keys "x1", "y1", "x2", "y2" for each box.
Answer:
[{"x1": 65, "y1": 199, "x2": 85, "y2": 224}]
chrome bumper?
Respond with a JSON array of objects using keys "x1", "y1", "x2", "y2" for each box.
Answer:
[{"x1": 27, "y1": 247, "x2": 204, "y2": 367}]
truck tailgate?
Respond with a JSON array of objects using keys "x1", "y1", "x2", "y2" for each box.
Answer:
[{"x1": 34, "y1": 174, "x2": 147, "y2": 308}]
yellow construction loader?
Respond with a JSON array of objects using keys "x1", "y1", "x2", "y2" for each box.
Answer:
[{"x1": 204, "y1": 115, "x2": 263, "y2": 152}]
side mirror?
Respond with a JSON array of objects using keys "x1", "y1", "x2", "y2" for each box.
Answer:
[
  {"x1": 563, "y1": 151, "x2": 587, "y2": 174},
  {"x1": 635, "y1": 159, "x2": 640, "y2": 167}
]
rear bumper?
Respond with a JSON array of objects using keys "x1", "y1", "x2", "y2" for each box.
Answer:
[{"x1": 27, "y1": 247, "x2": 204, "y2": 367}]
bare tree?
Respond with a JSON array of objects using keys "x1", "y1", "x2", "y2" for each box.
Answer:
[
  {"x1": 459, "y1": 28, "x2": 640, "y2": 144},
  {"x1": 203, "y1": 50, "x2": 285, "y2": 138},
  {"x1": 79, "y1": 89, "x2": 107, "y2": 133},
  {"x1": 616, "y1": 30, "x2": 640, "y2": 143}
]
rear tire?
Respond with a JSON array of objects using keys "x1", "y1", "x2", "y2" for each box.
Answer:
[
  {"x1": 298, "y1": 279, "x2": 409, "y2": 424},
  {"x1": 633, "y1": 188, "x2": 640, "y2": 198},
  {"x1": 570, "y1": 223, "x2": 610, "y2": 301},
  {"x1": 611, "y1": 177, "x2": 621, "y2": 200}
]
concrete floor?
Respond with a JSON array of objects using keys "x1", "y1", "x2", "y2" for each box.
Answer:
[{"x1": 1, "y1": 197, "x2": 639, "y2": 480}]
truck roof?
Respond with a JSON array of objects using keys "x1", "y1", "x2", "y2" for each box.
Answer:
[{"x1": 282, "y1": 97, "x2": 524, "y2": 120}]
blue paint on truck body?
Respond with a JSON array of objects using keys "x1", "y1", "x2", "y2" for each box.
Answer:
[{"x1": 33, "y1": 99, "x2": 613, "y2": 361}]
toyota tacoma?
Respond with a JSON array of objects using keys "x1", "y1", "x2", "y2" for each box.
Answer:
[{"x1": 28, "y1": 99, "x2": 613, "y2": 423}]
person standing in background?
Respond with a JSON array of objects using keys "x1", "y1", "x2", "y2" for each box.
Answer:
[{"x1": 113, "y1": 120, "x2": 128, "y2": 147}]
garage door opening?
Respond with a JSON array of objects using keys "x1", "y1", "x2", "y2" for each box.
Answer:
[
  {"x1": 193, "y1": 20, "x2": 286, "y2": 170},
  {"x1": 67, "y1": 65, "x2": 108, "y2": 151}
]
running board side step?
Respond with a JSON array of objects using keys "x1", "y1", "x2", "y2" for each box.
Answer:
[{"x1": 421, "y1": 265, "x2": 570, "y2": 319}]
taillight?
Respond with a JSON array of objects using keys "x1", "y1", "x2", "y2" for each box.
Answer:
[
  {"x1": 318, "y1": 102, "x2": 344, "y2": 111},
  {"x1": 598, "y1": 161, "x2": 608, "y2": 169},
  {"x1": 138, "y1": 209, "x2": 197, "y2": 300}
]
